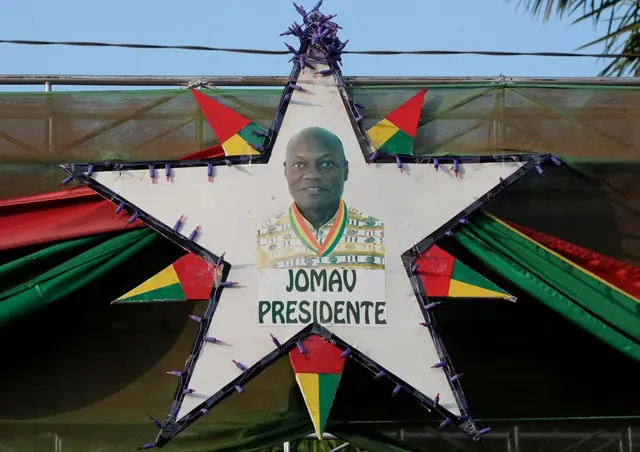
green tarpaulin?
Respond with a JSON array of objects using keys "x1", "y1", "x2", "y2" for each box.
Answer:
[{"x1": 2, "y1": 83, "x2": 640, "y2": 200}]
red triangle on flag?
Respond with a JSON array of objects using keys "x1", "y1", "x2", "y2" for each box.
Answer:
[
  {"x1": 289, "y1": 335, "x2": 346, "y2": 375},
  {"x1": 172, "y1": 253, "x2": 218, "y2": 300},
  {"x1": 415, "y1": 245, "x2": 454, "y2": 297},
  {"x1": 385, "y1": 89, "x2": 427, "y2": 138},
  {"x1": 192, "y1": 89, "x2": 251, "y2": 144}
]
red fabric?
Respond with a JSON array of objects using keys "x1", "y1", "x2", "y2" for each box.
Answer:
[
  {"x1": 288, "y1": 335, "x2": 345, "y2": 374},
  {"x1": 0, "y1": 187, "x2": 144, "y2": 251},
  {"x1": 416, "y1": 245, "x2": 454, "y2": 297},
  {"x1": 507, "y1": 221, "x2": 640, "y2": 299},
  {"x1": 0, "y1": 145, "x2": 225, "y2": 251}
]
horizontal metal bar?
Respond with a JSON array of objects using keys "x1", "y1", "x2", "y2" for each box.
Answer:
[
  {"x1": 299, "y1": 429, "x2": 640, "y2": 441},
  {"x1": 356, "y1": 429, "x2": 639, "y2": 441},
  {"x1": 400, "y1": 431, "x2": 638, "y2": 440},
  {"x1": 0, "y1": 74, "x2": 639, "y2": 87}
]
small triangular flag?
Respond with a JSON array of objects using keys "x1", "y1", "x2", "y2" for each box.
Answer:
[
  {"x1": 192, "y1": 89, "x2": 251, "y2": 143},
  {"x1": 289, "y1": 335, "x2": 346, "y2": 439},
  {"x1": 113, "y1": 253, "x2": 218, "y2": 304},
  {"x1": 416, "y1": 245, "x2": 515, "y2": 301},
  {"x1": 366, "y1": 89, "x2": 426, "y2": 156},
  {"x1": 191, "y1": 90, "x2": 266, "y2": 157}
]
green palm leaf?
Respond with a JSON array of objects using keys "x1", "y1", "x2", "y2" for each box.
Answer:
[{"x1": 507, "y1": 0, "x2": 640, "y2": 76}]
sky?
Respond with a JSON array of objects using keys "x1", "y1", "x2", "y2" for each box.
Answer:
[{"x1": 0, "y1": 0, "x2": 610, "y2": 91}]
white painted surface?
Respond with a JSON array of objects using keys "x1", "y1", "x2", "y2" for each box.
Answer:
[{"x1": 90, "y1": 64, "x2": 524, "y2": 419}]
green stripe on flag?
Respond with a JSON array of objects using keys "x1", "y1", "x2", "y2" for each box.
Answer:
[
  {"x1": 237, "y1": 122, "x2": 267, "y2": 148},
  {"x1": 377, "y1": 128, "x2": 414, "y2": 156},
  {"x1": 318, "y1": 373, "x2": 341, "y2": 434},
  {"x1": 451, "y1": 259, "x2": 509, "y2": 295}
]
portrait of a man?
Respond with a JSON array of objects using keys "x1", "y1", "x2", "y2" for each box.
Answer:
[{"x1": 257, "y1": 127, "x2": 385, "y2": 270}]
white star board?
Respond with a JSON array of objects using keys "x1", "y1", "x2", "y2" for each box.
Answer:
[{"x1": 86, "y1": 63, "x2": 526, "y2": 425}]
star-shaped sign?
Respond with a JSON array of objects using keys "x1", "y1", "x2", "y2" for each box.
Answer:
[{"x1": 60, "y1": 3, "x2": 548, "y2": 448}]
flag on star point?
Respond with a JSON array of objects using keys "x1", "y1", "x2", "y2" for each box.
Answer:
[
  {"x1": 113, "y1": 253, "x2": 217, "y2": 304},
  {"x1": 417, "y1": 245, "x2": 515, "y2": 301},
  {"x1": 191, "y1": 89, "x2": 267, "y2": 157},
  {"x1": 366, "y1": 89, "x2": 427, "y2": 156},
  {"x1": 288, "y1": 335, "x2": 346, "y2": 439}
]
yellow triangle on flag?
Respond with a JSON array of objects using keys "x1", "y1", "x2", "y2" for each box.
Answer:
[
  {"x1": 367, "y1": 118, "x2": 399, "y2": 149},
  {"x1": 222, "y1": 133, "x2": 260, "y2": 156},
  {"x1": 295, "y1": 373, "x2": 323, "y2": 439},
  {"x1": 116, "y1": 264, "x2": 180, "y2": 301},
  {"x1": 449, "y1": 279, "x2": 516, "y2": 301}
]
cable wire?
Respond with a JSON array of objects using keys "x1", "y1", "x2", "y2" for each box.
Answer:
[{"x1": 1, "y1": 39, "x2": 639, "y2": 60}]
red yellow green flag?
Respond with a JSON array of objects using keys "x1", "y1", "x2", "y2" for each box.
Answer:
[
  {"x1": 366, "y1": 89, "x2": 427, "y2": 156},
  {"x1": 288, "y1": 335, "x2": 346, "y2": 439},
  {"x1": 114, "y1": 253, "x2": 218, "y2": 304},
  {"x1": 191, "y1": 89, "x2": 266, "y2": 156},
  {"x1": 416, "y1": 244, "x2": 515, "y2": 301}
]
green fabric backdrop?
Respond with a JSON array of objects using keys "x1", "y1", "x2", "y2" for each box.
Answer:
[
  {"x1": 0, "y1": 229, "x2": 157, "y2": 326},
  {"x1": 452, "y1": 214, "x2": 640, "y2": 363},
  {"x1": 1, "y1": 213, "x2": 639, "y2": 451}
]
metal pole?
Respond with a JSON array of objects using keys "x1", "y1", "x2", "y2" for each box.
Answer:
[
  {"x1": 0, "y1": 74, "x2": 639, "y2": 87},
  {"x1": 283, "y1": 440, "x2": 291, "y2": 452},
  {"x1": 506, "y1": 425, "x2": 520, "y2": 452},
  {"x1": 196, "y1": 108, "x2": 204, "y2": 149},
  {"x1": 44, "y1": 82, "x2": 53, "y2": 153}
]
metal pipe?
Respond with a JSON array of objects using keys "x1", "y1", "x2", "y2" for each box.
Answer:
[
  {"x1": 195, "y1": 109, "x2": 204, "y2": 150},
  {"x1": 0, "y1": 74, "x2": 639, "y2": 87},
  {"x1": 44, "y1": 82, "x2": 53, "y2": 153},
  {"x1": 291, "y1": 428, "x2": 640, "y2": 449},
  {"x1": 397, "y1": 430, "x2": 640, "y2": 440}
]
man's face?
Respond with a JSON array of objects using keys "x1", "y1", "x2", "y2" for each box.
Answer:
[{"x1": 284, "y1": 139, "x2": 349, "y2": 213}]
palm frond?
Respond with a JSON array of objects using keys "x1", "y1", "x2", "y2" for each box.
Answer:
[
  {"x1": 599, "y1": 30, "x2": 640, "y2": 76},
  {"x1": 507, "y1": 0, "x2": 590, "y2": 21},
  {"x1": 509, "y1": 0, "x2": 640, "y2": 76}
]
